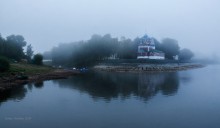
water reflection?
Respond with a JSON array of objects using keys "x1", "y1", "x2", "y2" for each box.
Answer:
[
  {"x1": 0, "y1": 72, "x2": 180, "y2": 104},
  {"x1": 0, "y1": 81, "x2": 45, "y2": 105},
  {"x1": 54, "y1": 71, "x2": 179, "y2": 101},
  {"x1": 34, "y1": 81, "x2": 44, "y2": 88},
  {"x1": 0, "y1": 85, "x2": 28, "y2": 103},
  {"x1": 138, "y1": 73, "x2": 179, "y2": 99}
]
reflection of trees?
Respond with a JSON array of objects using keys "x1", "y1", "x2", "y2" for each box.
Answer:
[
  {"x1": 0, "y1": 82, "x2": 45, "y2": 105},
  {"x1": 138, "y1": 73, "x2": 179, "y2": 100},
  {"x1": 54, "y1": 71, "x2": 179, "y2": 101},
  {"x1": 179, "y1": 72, "x2": 192, "y2": 84},
  {"x1": 0, "y1": 72, "x2": 180, "y2": 105},
  {"x1": 34, "y1": 81, "x2": 44, "y2": 88},
  {"x1": 0, "y1": 86, "x2": 28, "y2": 104},
  {"x1": 54, "y1": 72, "x2": 139, "y2": 101}
]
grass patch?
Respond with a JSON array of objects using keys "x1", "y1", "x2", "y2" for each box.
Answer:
[{"x1": 0, "y1": 63, "x2": 54, "y2": 77}]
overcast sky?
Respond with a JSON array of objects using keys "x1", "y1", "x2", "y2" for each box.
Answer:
[{"x1": 0, "y1": 0, "x2": 220, "y2": 58}]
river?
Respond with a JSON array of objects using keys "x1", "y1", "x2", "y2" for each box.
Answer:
[{"x1": 0, "y1": 65, "x2": 220, "y2": 128}]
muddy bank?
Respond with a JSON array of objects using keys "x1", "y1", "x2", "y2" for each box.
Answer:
[
  {"x1": 0, "y1": 69, "x2": 80, "y2": 92},
  {"x1": 93, "y1": 63, "x2": 205, "y2": 72}
]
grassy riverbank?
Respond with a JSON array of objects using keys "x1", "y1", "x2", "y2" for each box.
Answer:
[
  {"x1": 0, "y1": 63, "x2": 53, "y2": 77},
  {"x1": 0, "y1": 63, "x2": 79, "y2": 92}
]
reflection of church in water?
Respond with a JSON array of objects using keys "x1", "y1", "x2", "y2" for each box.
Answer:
[
  {"x1": 137, "y1": 73, "x2": 179, "y2": 99},
  {"x1": 52, "y1": 72, "x2": 179, "y2": 102},
  {"x1": 138, "y1": 73, "x2": 165, "y2": 98}
]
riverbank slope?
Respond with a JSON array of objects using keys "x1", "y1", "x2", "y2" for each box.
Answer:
[{"x1": 0, "y1": 63, "x2": 79, "y2": 92}]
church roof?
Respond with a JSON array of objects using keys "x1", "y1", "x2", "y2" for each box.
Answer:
[
  {"x1": 142, "y1": 34, "x2": 149, "y2": 40},
  {"x1": 140, "y1": 34, "x2": 155, "y2": 46}
]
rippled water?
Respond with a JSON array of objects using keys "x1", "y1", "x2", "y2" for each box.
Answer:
[{"x1": 0, "y1": 65, "x2": 220, "y2": 128}]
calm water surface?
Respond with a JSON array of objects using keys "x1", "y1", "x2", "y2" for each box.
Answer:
[{"x1": 0, "y1": 65, "x2": 220, "y2": 128}]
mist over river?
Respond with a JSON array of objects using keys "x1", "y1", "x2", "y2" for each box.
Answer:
[{"x1": 0, "y1": 65, "x2": 220, "y2": 128}]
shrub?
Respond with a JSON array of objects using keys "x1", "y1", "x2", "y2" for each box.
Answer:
[
  {"x1": 33, "y1": 54, "x2": 43, "y2": 65},
  {"x1": 0, "y1": 56, "x2": 10, "y2": 72},
  {"x1": 179, "y1": 48, "x2": 194, "y2": 61}
]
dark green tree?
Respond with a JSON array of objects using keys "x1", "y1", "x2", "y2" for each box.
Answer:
[
  {"x1": 0, "y1": 34, "x2": 7, "y2": 56},
  {"x1": 5, "y1": 35, "x2": 27, "y2": 61},
  {"x1": 179, "y1": 48, "x2": 194, "y2": 61},
  {"x1": 26, "y1": 44, "x2": 34, "y2": 63},
  {"x1": 43, "y1": 51, "x2": 52, "y2": 60},
  {"x1": 117, "y1": 37, "x2": 136, "y2": 59},
  {"x1": 74, "y1": 34, "x2": 118, "y2": 66},
  {"x1": 0, "y1": 56, "x2": 10, "y2": 72},
  {"x1": 160, "y1": 38, "x2": 180, "y2": 59},
  {"x1": 6, "y1": 35, "x2": 26, "y2": 47},
  {"x1": 152, "y1": 38, "x2": 162, "y2": 50},
  {"x1": 33, "y1": 54, "x2": 43, "y2": 65}
]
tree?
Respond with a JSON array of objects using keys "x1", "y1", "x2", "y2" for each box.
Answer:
[
  {"x1": 33, "y1": 54, "x2": 43, "y2": 65},
  {"x1": 0, "y1": 56, "x2": 10, "y2": 72},
  {"x1": 179, "y1": 48, "x2": 194, "y2": 61},
  {"x1": 160, "y1": 38, "x2": 180, "y2": 59},
  {"x1": 0, "y1": 34, "x2": 5, "y2": 56},
  {"x1": 26, "y1": 44, "x2": 34, "y2": 63},
  {"x1": 117, "y1": 38, "x2": 136, "y2": 59},
  {"x1": 6, "y1": 35, "x2": 27, "y2": 47},
  {"x1": 5, "y1": 35, "x2": 27, "y2": 61},
  {"x1": 152, "y1": 38, "x2": 162, "y2": 50},
  {"x1": 43, "y1": 51, "x2": 52, "y2": 60}
]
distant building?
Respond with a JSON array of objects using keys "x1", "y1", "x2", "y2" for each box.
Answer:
[
  {"x1": 137, "y1": 35, "x2": 165, "y2": 60},
  {"x1": 173, "y1": 55, "x2": 179, "y2": 60},
  {"x1": 107, "y1": 53, "x2": 118, "y2": 60}
]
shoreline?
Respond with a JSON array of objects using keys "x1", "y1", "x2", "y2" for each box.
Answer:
[
  {"x1": 0, "y1": 63, "x2": 205, "y2": 92},
  {"x1": 93, "y1": 63, "x2": 205, "y2": 73},
  {"x1": 0, "y1": 69, "x2": 80, "y2": 92}
]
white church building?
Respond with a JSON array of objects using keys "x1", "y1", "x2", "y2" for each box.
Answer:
[{"x1": 137, "y1": 35, "x2": 165, "y2": 60}]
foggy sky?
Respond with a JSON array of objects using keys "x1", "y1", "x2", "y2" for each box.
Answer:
[{"x1": 0, "y1": 0, "x2": 220, "y2": 58}]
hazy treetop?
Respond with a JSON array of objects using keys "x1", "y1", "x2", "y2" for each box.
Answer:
[{"x1": 0, "y1": 0, "x2": 219, "y2": 58}]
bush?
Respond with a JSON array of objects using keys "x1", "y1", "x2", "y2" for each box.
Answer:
[
  {"x1": 33, "y1": 54, "x2": 43, "y2": 65},
  {"x1": 0, "y1": 56, "x2": 10, "y2": 72},
  {"x1": 179, "y1": 48, "x2": 194, "y2": 61}
]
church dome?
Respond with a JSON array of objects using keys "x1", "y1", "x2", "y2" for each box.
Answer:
[{"x1": 140, "y1": 34, "x2": 155, "y2": 46}]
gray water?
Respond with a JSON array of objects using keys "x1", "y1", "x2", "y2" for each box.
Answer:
[{"x1": 0, "y1": 65, "x2": 220, "y2": 128}]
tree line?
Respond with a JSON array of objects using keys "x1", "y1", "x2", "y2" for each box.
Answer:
[
  {"x1": 50, "y1": 34, "x2": 194, "y2": 67},
  {"x1": 0, "y1": 34, "x2": 27, "y2": 61},
  {"x1": 0, "y1": 34, "x2": 43, "y2": 71}
]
